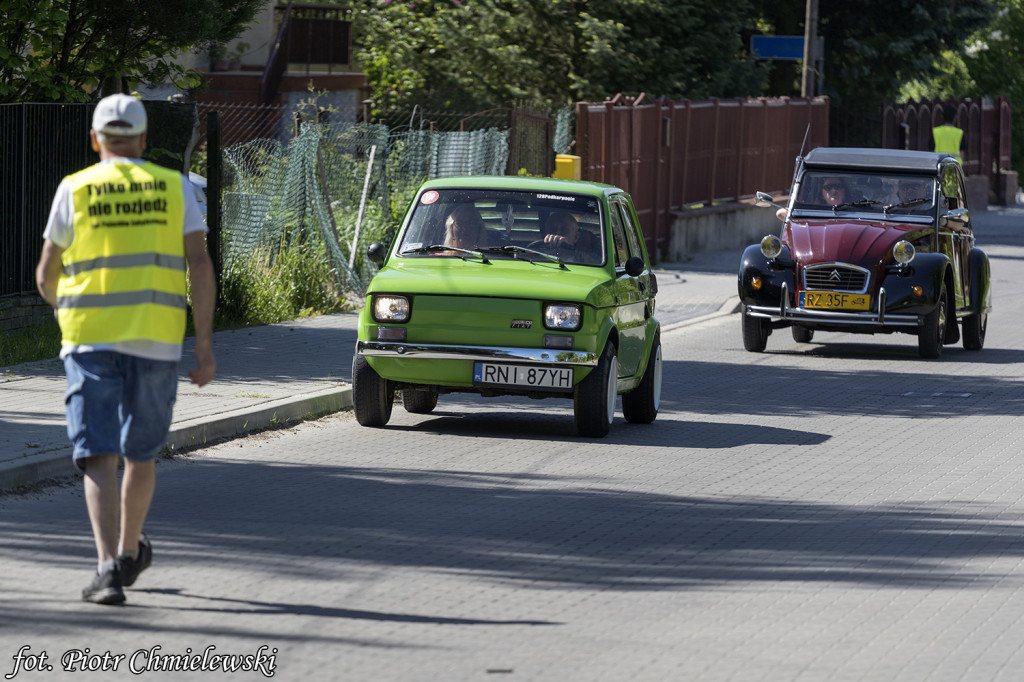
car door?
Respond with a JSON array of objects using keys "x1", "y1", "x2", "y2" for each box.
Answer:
[
  {"x1": 608, "y1": 195, "x2": 648, "y2": 378},
  {"x1": 939, "y1": 164, "x2": 972, "y2": 310}
]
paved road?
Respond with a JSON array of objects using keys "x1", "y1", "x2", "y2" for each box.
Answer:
[
  {"x1": 0, "y1": 250, "x2": 738, "y2": 492},
  {"x1": 2, "y1": 208, "x2": 1023, "y2": 681}
]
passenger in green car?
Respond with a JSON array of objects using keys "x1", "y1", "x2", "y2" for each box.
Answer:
[{"x1": 444, "y1": 204, "x2": 485, "y2": 250}]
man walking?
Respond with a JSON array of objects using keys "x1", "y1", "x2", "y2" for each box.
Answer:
[
  {"x1": 933, "y1": 103, "x2": 964, "y2": 161},
  {"x1": 35, "y1": 93, "x2": 216, "y2": 605}
]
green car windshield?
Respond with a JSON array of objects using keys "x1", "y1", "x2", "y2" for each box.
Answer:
[{"x1": 397, "y1": 188, "x2": 606, "y2": 266}]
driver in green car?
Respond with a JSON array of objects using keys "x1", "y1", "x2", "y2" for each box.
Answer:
[{"x1": 541, "y1": 211, "x2": 600, "y2": 264}]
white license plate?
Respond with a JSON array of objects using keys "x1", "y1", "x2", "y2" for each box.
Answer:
[{"x1": 473, "y1": 362, "x2": 573, "y2": 391}]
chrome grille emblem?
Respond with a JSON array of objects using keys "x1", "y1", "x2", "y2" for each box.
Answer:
[{"x1": 803, "y1": 263, "x2": 870, "y2": 293}]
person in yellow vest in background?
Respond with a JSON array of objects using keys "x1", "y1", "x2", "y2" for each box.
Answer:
[
  {"x1": 933, "y1": 103, "x2": 964, "y2": 162},
  {"x1": 35, "y1": 94, "x2": 216, "y2": 605}
]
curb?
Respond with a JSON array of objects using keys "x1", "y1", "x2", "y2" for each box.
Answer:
[
  {"x1": 661, "y1": 297, "x2": 741, "y2": 334},
  {"x1": 0, "y1": 385, "x2": 353, "y2": 493}
]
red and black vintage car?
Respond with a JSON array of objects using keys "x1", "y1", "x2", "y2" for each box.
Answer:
[{"x1": 739, "y1": 147, "x2": 991, "y2": 358}]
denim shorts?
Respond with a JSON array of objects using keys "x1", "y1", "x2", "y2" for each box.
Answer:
[{"x1": 64, "y1": 352, "x2": 179, "y2": 471}]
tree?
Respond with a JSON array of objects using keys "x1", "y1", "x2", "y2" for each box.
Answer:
[
  {"x1": 753, "y1": 0, "x2": 995, "y2": 145},
  {"x1": 352, "y1": 0, "x2": 766, "y2": 117},
  {"x1": 0, "y1": 0, "x2": 263, "y2": 102},
  {"x1": 902, "y1": 0, "x2": 1024, "y2": 176}
]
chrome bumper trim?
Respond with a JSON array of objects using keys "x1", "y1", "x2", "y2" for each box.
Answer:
[
  {"x1": 748, "y1": 287, "x2": 921, "y2": 327},
  {"x1": 357, "y1": 341, "x2": 599, "y2": 366}
]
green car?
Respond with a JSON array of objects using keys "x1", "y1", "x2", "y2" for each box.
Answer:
[{"x1": 353, "y1": 176, "x2": 662, "y2": 437}]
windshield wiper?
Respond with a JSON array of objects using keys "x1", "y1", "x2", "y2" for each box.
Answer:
[
  {"x1": 478, "y1": 245, "x2": 566, "y2": 269},
  {"x1": 832, "y1": 199, "x2": 882, "y2": 213},
  {"x1": 883, "y1": 198, "x2": 930, "y2": 214},
  {"x1": 400, "y1": 244, "x2": 490, "y2": 263}
]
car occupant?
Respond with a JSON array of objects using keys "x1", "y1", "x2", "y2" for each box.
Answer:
[
  {"x1": 820, "y1": 176, "x2": 847, "y2": 206},
  {"x1": 896, "y1": 178, "x2": 931, "y2": 205},
  {"x1": 444, "y1": 204, "x2": 485, "y2": 250},
  {"x1": 778, "y1": 175, "x2": 848, "y2": 221},
  {"x1": 539, "y1": 212, "x2": 597, "y2": 262}
]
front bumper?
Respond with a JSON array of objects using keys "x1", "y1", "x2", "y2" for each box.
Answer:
[
  {"x1": 745, "y1": 284, "x2": 922, "y2": 328},
  {"x1": 357, "y1": 341, "x2": 599, "y2": 365}
]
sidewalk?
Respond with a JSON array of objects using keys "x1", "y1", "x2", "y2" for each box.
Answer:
[{"x1": 0, "y1": 249, "x2": 741, "y2": 492}]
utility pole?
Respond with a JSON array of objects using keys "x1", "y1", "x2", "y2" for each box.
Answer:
[{"x1": 801, "y1": 0, "x2": 819, "y2": 97}]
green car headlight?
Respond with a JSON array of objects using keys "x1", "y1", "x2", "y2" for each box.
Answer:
[
  {"x1": 893, "y1": 240, "x2": 916, "y2": 265},
  {"x1": 372, "y1": 295, "x2": 410, "y2": 323},
  {"x1": 544, "y1": 304, "x2": 582, "y2": 331}
]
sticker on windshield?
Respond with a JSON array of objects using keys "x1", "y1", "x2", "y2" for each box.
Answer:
[{"x1": 420, "y1": 190, "x2": 439, "y2": 205}]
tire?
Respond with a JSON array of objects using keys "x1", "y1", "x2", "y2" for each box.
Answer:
[
  {"x1": 352, "y1": 355, "x2": 394, "y2": 426},
  {"x1": 918, "y1": 283, "x2": 948, "y2": 359},
  {"x1": 742, "y1": 305, "x2": 769, "y2": 352},
  {"x1": 962, "y1": 312, "x2": 987, "y2": 351},
  {"x1": 574, "y1": 342, "x2": 617, "y2": 438},
  {"x1": 402, "y1": 389, "x2": 438, "y2": 414},
  {"x1": 622, "y1": 332, "x2": 662, "y2": 424},
  {"x1": 792, "y1": 326, "x2": 814, "y2": 343}
]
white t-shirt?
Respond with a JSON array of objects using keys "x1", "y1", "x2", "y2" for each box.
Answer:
[{"x1": 44, "y1": 158, "x2": 208, "y2": 362}]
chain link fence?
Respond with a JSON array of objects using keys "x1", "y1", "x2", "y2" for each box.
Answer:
[{"x1": 217, "y1": 106, "x2": 570, "y2": 295}]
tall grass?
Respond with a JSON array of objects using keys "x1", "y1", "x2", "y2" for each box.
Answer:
[
  {"x1": 0, "y1": 320, "x2": 61, "y2": 366},
  {"x1": 216, "y1": 239, "x2": 349, "y2": 328}
]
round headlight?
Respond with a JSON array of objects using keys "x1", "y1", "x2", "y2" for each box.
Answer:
[
  {"x1": 760, "y1": 235, "x2": 783, "y2": 259},
  {"x1": 893, "y1": 240, "x2": 916, "y2": 265}
]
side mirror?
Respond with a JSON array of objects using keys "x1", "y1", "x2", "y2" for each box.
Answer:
[
  {"x1": 624, "y1": 256, "x2": 645, "y2": 277},
  {"x1": 367, "y1": 242, "x2": 387, "y2": 265},
  {"x1": 939, "y1": 208, "x2": 970, "y2": 230},
  {"x1": 755, "y1": 191, "x2": 784, "y2": 209}
]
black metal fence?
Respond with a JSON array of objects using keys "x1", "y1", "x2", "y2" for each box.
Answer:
[
  {"x1": 1, "y1": 102, "x2": 199, "y2": 299},
  {"x1": 1, "y1": 104, "x2": 96, "y2": 298}
]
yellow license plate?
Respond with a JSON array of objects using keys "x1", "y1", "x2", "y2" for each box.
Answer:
[{"x1": 800, "y1": 291, "x2": 870, "y2": 310}]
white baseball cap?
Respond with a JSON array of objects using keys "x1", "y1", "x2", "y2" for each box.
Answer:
[{"x1": 92, "y1": 94, "x2": 147, "y2": 136}]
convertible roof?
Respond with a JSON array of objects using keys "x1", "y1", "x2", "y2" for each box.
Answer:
[{"x1": 803, "y1": 147, "x2": 956, "y2": 173}]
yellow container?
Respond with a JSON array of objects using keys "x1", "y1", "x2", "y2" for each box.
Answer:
[{"x1": 553, "y1": 154, "x2": 581, "y2": 180}]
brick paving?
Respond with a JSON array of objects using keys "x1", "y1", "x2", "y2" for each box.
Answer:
[{"x1": 1, "y1": 208, "x2": 1023, "y2": 681}]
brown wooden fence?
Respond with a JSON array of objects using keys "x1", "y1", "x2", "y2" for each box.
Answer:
[
  {"x1": 881, "y1": 96, "x2": 1014, "y2": 204},
  {"x1": 576, "y1": 94, "x2": 830, "y2": 261}
]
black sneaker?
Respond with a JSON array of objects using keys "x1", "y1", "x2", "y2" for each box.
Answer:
[
  {"x1": 118, "y1": 534, "x2": 152, "y2": 588},
  {"x1": 82, "y1": 566, "x2": 125, "y2": 605}
]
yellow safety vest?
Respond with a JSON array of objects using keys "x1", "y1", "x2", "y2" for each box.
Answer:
[
  {"x1": 56, "y1": 161, "x2": 187, "y2": 346},
  {"x1": 933, "y1": 126, "x2": 963, "y2": 159}
]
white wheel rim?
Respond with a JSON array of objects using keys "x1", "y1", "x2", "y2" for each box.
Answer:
[{"x1": 605, "y1": 355, "x2": 617, "y2": 424}]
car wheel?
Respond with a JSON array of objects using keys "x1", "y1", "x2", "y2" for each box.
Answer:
[
  {"x1": 792, "y1": 326, "x2": 814, "y2": 343},
  {"x1": 962, "y1": 311, "x2": 987, "y2": 351},
  {"x1": 622, "y1": 331, "x2": 661, "y2": 424},
  {"x1": 352, "y1": 355, "x2": 395, "y2": 426},
  {"x1": 574, "y1": 342, "x2": 617, "y2": 438},
  {"x1": 742, "y1": 305, "x2": 769, "y2": 352},
  {"x1": 918, "y1": 283, "x2": 948, "y2": 359},
  {"x1": 402, "y1": 389, "x2": 438, "y2": 414}
]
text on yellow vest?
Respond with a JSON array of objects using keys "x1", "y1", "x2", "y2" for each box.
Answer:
[{"x1": 57, "y1": 161, "x2": 188, "y2": 346}]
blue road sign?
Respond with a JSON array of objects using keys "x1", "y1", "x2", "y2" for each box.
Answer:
[{"x1": 751, "y1": 35, "x2": 805, "y2": 60}]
